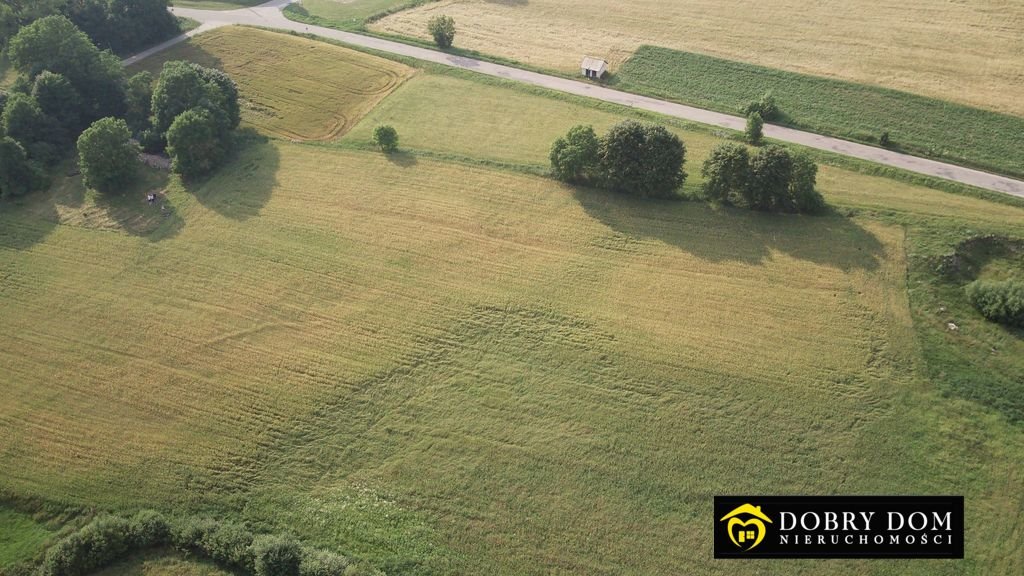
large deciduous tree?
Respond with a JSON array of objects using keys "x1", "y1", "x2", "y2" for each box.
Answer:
[
  {"x1": 166, "y1": 108, "x2": 225, "y2": 179},
  {"x1": 600, "y1": 120, "x2": 686, "y2": 198},
  {"x1": 427, "y1": 15, "x2": 456, "y2": 49},
  {"x1": 701, "y1": 143, "x2": 751, "y2": 205},
  {"x1": 550, "y1": 124, "x2": 600, "y2": 183},
  {"x1": 0, "y1": 137, "x2": 38, "y2": 198},
  {"x1": 77, "y1": 117, "x2": 139, "y2": 193}
]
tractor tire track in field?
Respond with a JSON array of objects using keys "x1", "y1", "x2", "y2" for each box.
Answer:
[{"x1": 152, "y1": 0, "x2": 1024, "y2": 198}]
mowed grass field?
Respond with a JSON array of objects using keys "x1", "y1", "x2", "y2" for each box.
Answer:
[
  {"x1": 287, "y1": 0, "x2": 414, "y2": 30},
  {"x1": 2, "y1": 27, "x2": 1024, "y2": 576},
  {"x1": 369, "y1": 0, "x2": 1024, "y2": 117},
  {"x1": 130, "y1": 27, "x2": 414, "y2": 141}
]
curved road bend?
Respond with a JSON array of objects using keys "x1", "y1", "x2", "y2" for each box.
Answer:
[{"x1": 151, "y1": 0, "x2": 1024, "y2": 199}]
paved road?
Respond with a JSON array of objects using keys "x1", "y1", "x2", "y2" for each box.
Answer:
[{"x1": 147, "y1": 0, "x2": 1024, "y2": 199}]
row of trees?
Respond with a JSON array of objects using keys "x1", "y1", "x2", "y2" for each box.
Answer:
[
  {"x1": 550, "y1": 121, "x2": 687, "y2": 198},
  {"x1": 702, "y1": 143, "x2": 824, "y2": 213},
  {"x1": 0, "y1": 0, "x2": 179, "y2": 55},
  {"x1": 549, "y1": 121, "x2": 824, "y2": 214}
]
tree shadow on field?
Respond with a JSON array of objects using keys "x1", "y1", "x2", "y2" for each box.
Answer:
[
  {"x1": 385, "y1": 150, "x2": 418, "y2": 168},
  {"x1": 571, "y1": 185, "x2": 885, "y2": 271},
  {"x1": 184, "y1": 129, "x2": 278, "y2": 221},
  {"x1": 0, "y1": 195, "x2": 60, "y2": 251}
]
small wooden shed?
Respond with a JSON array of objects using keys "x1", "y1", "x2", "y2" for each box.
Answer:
[{"x1": 581, "y1": 57, "x2": 608, "y2": 79}]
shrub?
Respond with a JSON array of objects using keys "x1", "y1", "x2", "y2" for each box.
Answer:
[
  {"x1": 742, "y1": 91, "x2": 779, "y2": 121},
  {"x1": 40, "y1": 515, "x2": 133, "y2": 576},
  {"x1": 879, "y1": 130, "x2": 891, "y2": 147},
  {"x1": 203, "y1": 521, "x2": 256, "y2": 572},
  {"x1": 701, "y1": 143, "x2": 750, "y2": 205},
  {"x1": 549, "y1": 124, "x2": 600, "y2": 183},
  {"x1": 372, "y1": 125, "x2": 399, "y2": 153},
  {"x1": 600, "y1": 120, "x2": 686, "y2": 198},
  {"x1": 427, "y1": 15, "x2": 456, "y2": 49},
  {"x1": 252, "y1": 534, "x2": 302, "y2": 576},
  {"x1": 965, "y1": 279, "x2": 1024, "y2": 327},
  {"x1": 745, "y1": 111, "x2": 764, "y2": 145},
  {"x1": 77, "y1": 117, "x2": 139, "y2": 193},
  {"x1": 166, "y1": 108, "x2": 226, "y2": 179},
  {"x1": 299, "y1": 548, "x2": 350, "y2": 576},
  {"x1": 128, "y1": 510, "x2": 171, "y2": 548}
]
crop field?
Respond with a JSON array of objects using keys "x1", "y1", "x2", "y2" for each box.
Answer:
[
  {"x1": 2, "y1": 26, "x2": 1024, "y2": 576},
  {"x1": 170, "y1": 0, "x2": 265, "y2": 9},
  {"x1": 615, "y1": 47, "x2": 1024, "y2": 179},
  {"x1": 129, "y1": 27, "x2": 414, "y2": 141},
  {"x1": 287, "y1": 0, "x2": 415, "y2": 29},
  {"x1": 369, "y1": 0, "x2": 1024, "y2": 117}
]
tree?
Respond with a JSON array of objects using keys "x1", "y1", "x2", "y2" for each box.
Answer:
[
  {"x1": 105, "y1": 0, "x2": 180, "y2": 54},
  {"x1": 32, "y1": 71, "x2": 82, "y2": 133},
  {"x1": 600, "y1": 120, "x2": 686, "y2": 198},
  {"x1": 152, "y1": 61, "x2": 239, "y2": 138},
  {"x1": 788, "y1": 152, "x2": 825, "y2": 214},
  {"x1": 7, "y1": 15, "x2": 126, "y2": 122},
  {"x1": 0, "y1": 4, "x2": 18, "y2": 50},
  {"x1": 124, "y1": 71, "x2": 154, "y2": 133},
  {"x1": 77, "y1": 117, "x2": 138, "y2": 193},
  {"x1": 252, "y1": 535, "x2": 301, "y2": 576},
  {"x1": 427, "y1": 15, "x2": 456, "y2": 49},
  {"x1": 372, "y1": 125, "x2": 399, "y2": 153},
  {"x1": 0, "y1": 137, "x2": 37, "y2": 198},
  {"x1": 166, "y1": 108, "x2": 226, "y2": 179},
  {"x1": 742, "y1": 91, "x2": 780, "y2": 122},
  {"x1": 746, "y1": 145, "x2": 793, "y2": 211},
  {"x1": 1, "y1": 93, "x2": 62, "y2": 162},
  {"x1": 550, "y1": 124, "x2": 600, "y2": 183},
  {"x1": 701, "y1": 143, "x2": 750, "y2": 205},
  {"x1": 745, "y1": 112, "x2": 764, "y2": 145}
]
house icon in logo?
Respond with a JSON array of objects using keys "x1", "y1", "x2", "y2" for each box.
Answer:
[{"x1": 720, "y1": 503, "x2": 773, "y2": 551}]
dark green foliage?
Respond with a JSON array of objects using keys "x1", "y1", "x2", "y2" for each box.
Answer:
[
  {"x1": 252, "y1": 534, "x2": 302, "y2": 576},
  {"x1": 742, "y1": 91, "x2": 779, "y2": 121},
  {"x1": 745, "y1": 112, "x2": 764, "y2": 145},
  {"x1": 127, "y1": 510, "x2": 171, "y2": 548},
  {"x1": 152, "y1": 61, "x2": 239, "y2": 138},
  {"x1": 0, "y1": 137, "x2": 41, "y2": 198},
  {"x1": 7, "y1": 16, "x2": 126, "y2": 123},
  {"x1": 40, "y1": 515, "x2": 133, "y2": 576},
  {"x1": 0, "y1": 4, "x2": 18, "y2": 50},
  {"x1": 299, "y1": 549, "x2": 351, "y2": 576},
  {"x1": 190, "y1": 63, "x2": 241, "y2": 131},
  {"x1": 965, "y1": 279, "x2": 1024, "y2": 327},
  {"x1": 124, "y1": 71, "x2": 155, "y2": 133},
  {"x1": 372, "y1": 125, "x2": 399, "y2": 152},
  {"x1": 77, "y1": 117, "x2": 138, "y2": 192},
  {"x1": 746, "y1": 145, "x2": 793, "y2": 211},
  {"x1": 616, "y1": 45, "x2": 1024, "y2": 178},
  {"x1": 600, "y1": 120, "x2": 686, "y2": 198},
  {"x1": 549, "y1": 124, "x2": 600, "y2": 183},
  {"x1": 879, "y1": 130, "x2": 891, "y2": 147},
  {"x1": 788, "y1": 152, "x2": 825, "y2": 214},
  {"x1": 32, "y1": 71, "x2": 82, "y2": 133},
  {"x1": 138, "y1": 128, "x2": 164, "y2": 154},
  {"x1": 166, "y1": 108, "x2": 226, "y2": 179},
  {"x1": 1, "y1": 93, "x2": 63, "y2": 162},
  {"x1": 427, "y1": 14, "x2": 456, "y2": 49},
  {"x1": 700, "y1": 143, "x2": 750, "y2": 205}
]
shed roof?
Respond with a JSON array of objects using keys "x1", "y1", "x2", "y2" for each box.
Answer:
[{"x1": 581, "y1": 57, "x2": 608, "y2": 71}]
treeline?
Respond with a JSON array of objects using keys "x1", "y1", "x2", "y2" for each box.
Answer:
[
  {"x1": 550, "y1": 120, "x2": 824, "y2": 214},
  {"x1": 0, "y1": 15, "x2": 240, "y2": 199},
  {"x1": 0, "y1": 0, "x2": 179, "y2": 55},
  {"x1": 10, "y1": 510, "x2": 384, "y2": 576}
]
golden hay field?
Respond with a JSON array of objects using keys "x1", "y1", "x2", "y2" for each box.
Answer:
[
  {"x1": 371, "y1": 0, "x2": 1024, "y2": 116},
  {"x1": 130, "y1": 27, "x2": 414, "y2": 140}
]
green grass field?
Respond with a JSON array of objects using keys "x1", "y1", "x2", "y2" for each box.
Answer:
[
  {"x1": 170, "y1": 0, "x2": 265, "y2": 9},
  {"x1": 2, "y1": 27, "x2": 1023, "y2": 576},
  {"x1": 0, "y1": 509, "x2": 51, "y2": 566},
  {"x1": 614, "y1": 47, "x2": 1024, "y2": 179}
]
